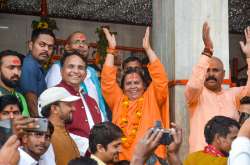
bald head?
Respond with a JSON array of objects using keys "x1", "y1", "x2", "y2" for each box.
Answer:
[
  {"x1": 66, "y1": 32, "x2": 86, "y2": 44},
  {"x1": 204, "y1": 56, "x2": 225, "y2": 92},
  {"x1": 65, "y1": 31, "x2": 89, "y2": 58},
  {"x1": 210, "y1": 57, "x2": 224, "y2": 70}
]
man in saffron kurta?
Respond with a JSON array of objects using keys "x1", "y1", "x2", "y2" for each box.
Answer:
[
  {"x1": 185, "y1": 23, "x2": 250, "y2": 153},
  {"x1": 101, "y1": 27, "x2": 168, "y2": 161}
]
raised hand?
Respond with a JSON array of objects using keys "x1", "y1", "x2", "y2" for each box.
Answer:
[
  {"x1": 12, "y1": 116, "x2": 39, "y2": 137},
  {"x1": 202, "y1": 22, "x2": 213, "y2": 53},
  {"x1": 142, "y1": 27, "x2": 158, "y2": 62},
  {"x1": 103, "y1": 28, "x2": 116, "y2": 49},
  {"x1": 142, "y1": 27, "x2": 152, "y2": 51},
  {"x1": 131, "y1": 128, "x2": 163, "y2": 165},
  {"x1": 240, "y1": 26, "x2": 250, "y2": 58}
]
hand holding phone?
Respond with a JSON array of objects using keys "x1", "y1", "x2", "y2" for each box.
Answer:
[
  {"x1": 153, "y1": 121, "x2": 173, "y2": 145},
  {"x1": 12, "y1": 116, "x2": 40, "y2": 137},
  {"x1": 24, "y1": 118, "x2": 48, "y2": 132}
]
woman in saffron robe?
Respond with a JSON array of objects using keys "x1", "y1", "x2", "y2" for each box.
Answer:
[{"x1": 101, "y1": 27, "x2": 169, "y2": 161}]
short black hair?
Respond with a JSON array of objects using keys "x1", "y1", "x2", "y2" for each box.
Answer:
[
  {"x1": 31, "y1": 28, "x2": 55, "y2": 42},
  {"x1": 47, "y1": 120, "x2": 54, "y2": 135},
  {"x1": 60, "y1": 50, "x2": 87, "y2": 68},
  {"x1": 240, "y1": 96, "x2": 250, "y2": 104},
  {"x1": 41, "y1": 102, "x2": 59, "y2": 118},
  {"x1": 120, "y1": 67, "x2": 148, "y2": 89},
  {"x1": 68, "y1": 156, "x2": 98, "y2": 165},
  {"x1": 89, "y1": 122, "x2": 123, "y2": 154},
  {"x1": 204, "y1": 116, "x2": 240, "y2": 144},
  {"x1": 0, "y1": 95, "x2": 22, "y2": 113},
  {"x1": 122, "y1": 56, "x2": 142, "y2": 69},
  {"x1": 0, "y1": 50, "x2": 24, "y2": 66}
]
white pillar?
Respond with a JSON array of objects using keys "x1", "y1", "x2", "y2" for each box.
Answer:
[{"x1": 152, "y1": 0, "x2": 229, "y2": 159}]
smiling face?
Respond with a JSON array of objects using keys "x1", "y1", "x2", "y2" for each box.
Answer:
[
  {"x1": 61, "y1": 55, "x2": 86, "y2": 88},
  {"x1": 57, "y1": 101, "x2": 76, "y2": 124},
  {"x1": 123, "y1": 73, "x2": 145, "y2": 101},
  {"x1": 98, "y1": 139, "x2": 122, "y2": 163},
  {"x1": 204, "y1": 57, "x2": 225, "y2": 92}
]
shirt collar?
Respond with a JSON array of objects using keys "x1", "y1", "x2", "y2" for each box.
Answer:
[
  {"x1": 85, "y1": 68, "x2": 91, "y2": 80},
  {"x1": 203, "y1": 144, "x2": 225, "y2": 157},
  {"x1": 27, "y1": 53, "x2": 43, "y2": 68},
  {"x1": 18, "y1": 147, "x2": 38, "y2": 165},
  {"x1": 59, "y1": 81, "x2": 79, "y2": 95},
  {"x1": 91, "y1": 154, "x2": 106, "y2": 165}
]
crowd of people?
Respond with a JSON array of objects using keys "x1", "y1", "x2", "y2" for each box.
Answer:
[{"x1": 0, "y1": 22, "x2": 249, "y2": 165}]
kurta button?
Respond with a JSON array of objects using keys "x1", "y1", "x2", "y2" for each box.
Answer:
[
  {"x1": 81, "y1": 106, "x2": 84, "y2": 109},
  {"x1": 85, "y1": 119, "x2": 88, "y2": 122}
]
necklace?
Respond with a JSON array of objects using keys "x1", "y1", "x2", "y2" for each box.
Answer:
[{"x1": 119, "y1": 96, "x2": 144, "y2": 148}]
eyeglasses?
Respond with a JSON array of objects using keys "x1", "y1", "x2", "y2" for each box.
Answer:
[
  {"x1": 71, "y1": 40, "x2": 88, "y2": 46},
  {"x1": 28, "y1": 132, "x2": 51, "y2": 140}
]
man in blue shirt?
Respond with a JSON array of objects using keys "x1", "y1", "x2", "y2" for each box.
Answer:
[{"x1": 20, "y1": 28, "x2": 55, "y2": 117}]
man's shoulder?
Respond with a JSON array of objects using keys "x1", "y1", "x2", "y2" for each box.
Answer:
[
  {"x1": 22, "y1": 55, "x2": 39, "y2": 69},
  {"x1": 184, "y1": 151, "x2": 227, "y2": 165},
  {"x1": 87, "y1": 66, "x2": 98, "y2": 74},
  {"x1": 0, "y1": 86, "x2": 10, "y2": 95},
  {"x1": 223, "y1": 86, "x2": 245, "y2": 95},
  {"x1": 18, "y1": 147, "x2": 37, "y2": 165},
  {"x1": 185, "y1": 151, "x2": 204, "y2": 158}
]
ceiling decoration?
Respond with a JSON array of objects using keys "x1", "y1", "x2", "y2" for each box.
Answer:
[
  {"x1": 0, "y1": 0, "x2": 249, "y2": 33},
  {"x1": 229, "y1": 0, "x2": 250, "y2": 33},
  {"x1": 0, "y1": 0, "x2": 152, "y2": 26}
]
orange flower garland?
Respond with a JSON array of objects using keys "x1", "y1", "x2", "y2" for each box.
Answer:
[{"x1": 119, "y1": 96, "x2": 144, "y2": 148}]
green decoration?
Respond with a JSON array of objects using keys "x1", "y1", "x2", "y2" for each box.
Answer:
[
  {"x1": 31, "y1": 17, "x2": 58, "y2": 31},
  {"x1": 95, "y1": 26, "x2": 117, "y2": 64}
]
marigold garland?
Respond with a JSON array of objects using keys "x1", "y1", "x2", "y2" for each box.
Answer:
[{"x1": 119, "y1": 96, "x2": 144, "y2": 148}]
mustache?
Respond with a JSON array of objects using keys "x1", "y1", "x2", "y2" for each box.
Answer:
[
  {"x1": 40, "y1": 52, "x2": 49, "y2": 56},
  {"x1": 10, "y1": 75, "x2": 20, "y2": 80},
  {"x1": 206, "y1": 76, "x2": 217, "y2": 82}
]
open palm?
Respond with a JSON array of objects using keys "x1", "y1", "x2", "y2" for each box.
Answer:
[
  {"x1": 103, "y1": 28, "x2": 116, "y2": 49},
  {"x1": 202, "y1": 22, "x2": 213, "y2": 50},
  {"x1": 240, "y1": 26, "x2": 250, "y2": 58}
]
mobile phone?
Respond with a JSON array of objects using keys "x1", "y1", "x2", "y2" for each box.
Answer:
[
  {"x1": 153, "y1": 121, "x2": 174, "y2": 145},
  {"x1": 24, "y1": 118, "x2": 48, "y2": 132},
  {"x1": 0, "y1": 119, "x2": 12, "y2": 146}
]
